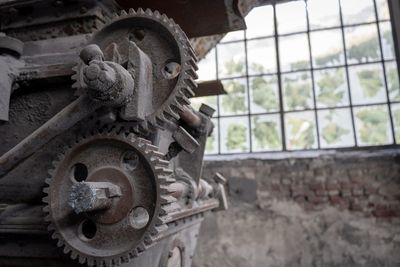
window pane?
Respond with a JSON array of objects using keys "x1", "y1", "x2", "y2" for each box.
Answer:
[
  {"x1": 391, "y1": 103, "x2": 400, "y2": 143},
  {"x1": 206, "y1": 119, "x2": 219, "y2": 154},
  {"x1": 247, "y1": 38, "x2": 276, "y2": 75},
  {"x1": 386, "y1": 62, "x2": 400, "y2": 102},
  {"x1": 345, "y1": 25, "x2": 381, "y2": 64},
  {"x1": 251, "y1": 114, "x2": 282, "y2": 151},
  {"x1": 197, "y1": 48, "x2": 216, "y2": 81},
  {"x1": 318, "y1": 108, "x2": 355, "y2": 148},
  {"x1": 279, "y1": 34, "x2": 310, "y2": 72},
  {"x1": 354, "y1": 105, "x2": 393, "y2": 146},
  {"x1": 191, "y1": 96, "x2": 218, "y2": 117},
  {"x1": 220, "y1": 30, "x2": 245, "y2": 43},
  {"x1": 376, "y1": 0, "x2": 390, "y2": 20},
  {"x1": 285, "y1": 111, "x2": 318, "y2": 150},
  {"x1": 220, "y1": 117, "x2": 249, "y2": 153},
  {"x1": 219, "y1": 78, "x2": 248, "y2": 115},
  {"x1": 310, "y1": 29, "x2": 344, "y2": 67},
  {"x1": 307, "y1": 0, "x2": 341, "y2": 29},
  {"x1": 250, "y1": 75, "x2": 279, "y2": 113},
  {"x1": 217, "y1": 42, "x2": 246, "y2": 78},
  {"x1": 246, "y1": 5, "x2": 274, "y2": 39},
  {"x1": 380, "y1": 22, "x2": 395, "y2": 60},
  {"x1": 349, "y1": 63, "x2": 386, "y2": 105},
  {"x1": 282, "y1": 71, "x2": 314, "y2": 111},
  {"x1": 276, "y1": 1, "x2": 307, "y2": 35},
  {"x1": 341, "y1": 0, "x2": 376, "y2": 25},
  {"x1": 314, "y1": 68, "x2": 349, "y2": 108}
]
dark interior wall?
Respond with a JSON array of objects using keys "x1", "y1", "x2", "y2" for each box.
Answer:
[{"x1": 193, "y1": 149, "x2": 400, "y2": 267}]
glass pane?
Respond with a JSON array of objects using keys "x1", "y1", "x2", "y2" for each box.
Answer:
[
  {"x1": 217, "y1": 42, "x2": 246, "y2": 78},
  {"x1": 276, "y1": 1, "x2": 307, "y2": 35},
  {"x1": 314, "y1": 68, "x2": 349, "y2": 108},
  {"x1": 220, "y1": 30, "x2": 245, "y2": 43},
  {"x1": 190, "y1": 96, "x2": 218, "y2": 117},
  {"x1": 341, "y1": 0, "x2": 376, "y2": 25},
  {"x1": 310, "y1": 29, "x2": 344, "y2": 67},
  {"x1": 251, "y1": 114, "x2": 282, "y2": 151},
  {"x1": 349, "y1": 63, "x2": 386, "y2": 105},
  {"x1": 250, "y1": 75, "x2": 279, "y2": 113},
  {"x1": 345, "y1": 25, "x2": 381, "y2": 64},
  {"x1": 282, "y1": 71, "x2": 314, "y2": 111},
  {"x1": 318, "y1": 108, "x2": 355, "y2": 148},
  {"x1": 220, "y1": 117, "x2": 249, "y2": 153},
  {"x1": 285, "y1": 111, "x2": 318, "y2": 150},
  {"x1": 307, "y1": 0, "x2": 341, "y2": 29},
  {"x1": 376, "y1": 0, "x2": 390, "y2": 20},
  {"x1": 197, "y1": 48, "x2": 216, "y2": 81},
  {"x1": 246, "y1": 5, "x2": 274, "y2": 39},
  {"x1": 219, "y1": 78, "x2": 248, "y2": 115},
  {"x1": 247, "y1": 38, "x2": 276, "y2": 75},
  {"x1": 354, "y1": 105, "x2": 393, "y2": 146},
  {"x1": 386, "y1": 62, "x2": 400, "y2": 102},
  {"x1": 279, "y1": 34, "x2": 310, "y2": 72},
  {"x1": 380, "y1": 22, "x2": 395, "y2": 60},
  {"x1": 391, "y1": 103, "x2": 400, "y2": 143},
  {"x1": 205, "y1": 118, "x2": 219, "y2": 154}
]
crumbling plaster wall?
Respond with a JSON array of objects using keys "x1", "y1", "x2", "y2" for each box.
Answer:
[{"x1": 193, "y1": 149, "x2": 400, "y2": 267}]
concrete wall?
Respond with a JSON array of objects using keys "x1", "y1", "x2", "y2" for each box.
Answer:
[{"x1": 193, "y1": 149, "x2": 400, "y2": 267}]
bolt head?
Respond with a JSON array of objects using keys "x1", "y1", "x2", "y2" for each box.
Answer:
[{"x1": 129, "y1": 207, "x2": 149, "y2": 229}]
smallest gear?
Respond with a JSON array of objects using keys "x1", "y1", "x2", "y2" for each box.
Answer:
[{"x1": 42, "y1": 129, "x2": 176, "y2": 267}]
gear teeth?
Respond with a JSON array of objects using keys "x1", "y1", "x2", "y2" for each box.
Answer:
[
  {"x1": 137, "y1": 7, "x2": 145, "y2": 14},
  {"x1": 88, "y1": 258, "x2": 95, "y2": 266},
  {"x1": 120, "y1": 10, "x2": 127, "y2": 16},
  {"x1": 158, "y1": 175, "x2": 176, "y2": 184},
  {"x1": 160, "y1": 202, "x2": 180, "y2": 215},
  {"x1": 78, "y1": 255, "x2": 86, "y2": 264},
  {"x1": 128, "y1": 8, "x2": 136, "y2": 15},
  {"x1": 145, "y1": 8, "x2": 153, "y2": 15},
  {"x1": 160, "y1": 195, "x2": 177, "y2": 204}
]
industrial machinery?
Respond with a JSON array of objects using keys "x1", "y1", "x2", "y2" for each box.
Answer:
[{"x1": 0, "y1": 1, "x2": 233, "y2": 266}]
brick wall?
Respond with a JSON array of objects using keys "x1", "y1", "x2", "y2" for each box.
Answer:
[{"x1": 193, "y1": 149, "x2": 400, "y2": 267}]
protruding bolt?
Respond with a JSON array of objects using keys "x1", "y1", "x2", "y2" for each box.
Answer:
[
  {"x1": 68, "y1": 181, "x2": 122, "y2": 214},
  {"x1": 129, "y1": 207, "x2": 149, "y2": 229},
  {"x1": 80, "y1": 44, "x2": 104, "y2": 64},
  {"x1": 213, "y1": 172, "x2": 227, "y2": 185},
  {"x1": 162, "y1": 62, "x2": 181, "y2": 79},
  {"x1": 199, "y1": 104, "x2": 216, "y2": 118}
]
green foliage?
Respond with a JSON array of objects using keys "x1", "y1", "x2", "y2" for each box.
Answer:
[
  {"x1": 224, "y1": 59, "x2": 245, "y2": 76},
  {"x1": 315, "y1": 51, "x2": 342, "y2": 67},
  {"x1": 253, "y1": 118, "x2": 281, "y2": 150},
  {"x1": 357, "y1": 69, "x2": 383, "y2": 97},
  {"x1": 317, "y1": 69, "x2": 345, "y2": 106},
  {"x1": 251, "y1": 76, "x2": 278, "y2": 111},
  {"x1": 321, "y1": 111, "x2": 350, "y2": 144},
  {"x1": 205, "y1": 133, "x2": 216, "y2": 153},
  {"x1": 383, "y1": 30, "x2": 394, "y2": 55},
  {"x1": 287, "y1": 116, "x2": 315, "y2": 149},
  {"x1": 226, "y1": 123, "x2": 247, "y2": 151},
  {"x1": 221, "y1": 80, "x2": 247, "y2": 113},
  {"x1": 290, "y1": 60, "x2": 309, "y2": 70},
  {"x1": 387, "y1": 67, "x2": 400, "y2": 101},
  {"x1": 284, "y1": 74, "x2": 312, "y2": 110},
  {"x1": 250, "y1": 62, "x2": 266, "y2": 74},
  {"x1": 356, "y1": 107, "x2": 389, "y2": 145},
  {"x1": 348, "y1": 37, "x2": 379, "y2": 62},
  {"x1": 393, "y1": 108, "x2": 400, "y2": 142}
]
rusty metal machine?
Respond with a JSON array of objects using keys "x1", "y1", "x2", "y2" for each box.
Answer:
[{"x1": 0, "y1": 0, "x2": 234, "y2": 266}]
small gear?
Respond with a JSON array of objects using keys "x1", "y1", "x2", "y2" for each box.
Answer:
[
  {"x1": 71, "y1": 8, "x2": 198, "y2": 129},
  {"x1": 42, "y1": 128, "x2": 177, "y2": 267}
]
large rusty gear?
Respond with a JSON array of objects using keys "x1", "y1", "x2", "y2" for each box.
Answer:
[
  {"x1": 42, "y1": 129, "x2": 177, "y2": 267},
  {"x1": 71, "y1": 8, "x2": 198, "y2": 129}
]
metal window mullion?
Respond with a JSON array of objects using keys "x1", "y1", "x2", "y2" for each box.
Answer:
[
  {"x1": 338, "y1": 0, "x2": 359, "y2": 147},
  {"x1": 388, "y1": 0, "x2": 400, "y2": 84},
  {"x1": 244, "y1": 30, "x2": 253, "y2": 153},
  {"x1": 305, "y1": 0, "x2": 321, "y2": 149},
  {"x1": 273, "y1": 3, "x2": 287, "y2": 151},
  {"x1": 375, "y1": 0, "x2": 397, "y2": 144},
  {"x1": 215, "y1": 46, "x2": 222, "y2": 154}
]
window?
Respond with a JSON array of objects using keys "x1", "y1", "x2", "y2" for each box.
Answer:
[{"x1": 192, "y1": 0, "x2": 400, "y2": 154}]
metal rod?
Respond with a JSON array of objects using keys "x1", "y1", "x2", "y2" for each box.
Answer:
[{"x1": 0, "y1": 96, "x2": 101, "y2": 178}]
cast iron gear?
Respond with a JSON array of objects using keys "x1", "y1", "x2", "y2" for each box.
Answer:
[
  {"x1": 71, "y1": 8, "x2": 198, "y2": 129},
  {"x1": 42, "y1": 128, "x2": 178, "y2": 267}
]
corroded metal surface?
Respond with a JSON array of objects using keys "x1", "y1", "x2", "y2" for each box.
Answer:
[{"x1": 0, "y1": 1, "x2": 228, "y2": 267}]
